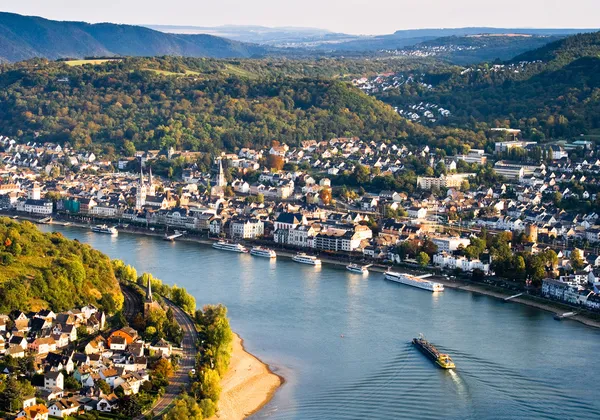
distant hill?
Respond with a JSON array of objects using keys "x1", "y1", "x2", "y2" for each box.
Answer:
[
  {"x1": 146, "y1": 24, "x2": 358, "y2": 46},
  {"x1": 389, "y1": 27, "x2": 598, "y2": 39},
  {"x1": 0, "y1": 12, "x2": 269, "y2": 62},
  {"x1": 0, "y1": 218, "x2": 123, "y2": 313},
  {"x1": 376, "y1": 31, "x2": 600, "y2": 141},
  {"x1": 512, "y1": 31, "x2": 600, "y2": 66},
  {"x1": 409, "y1": 34, "x2": 565, "y2": 65}
]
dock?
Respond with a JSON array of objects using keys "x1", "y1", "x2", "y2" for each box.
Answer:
[
  {"x1": 504, "y1": 292, "x2": 523, "y2": 302},
  {"x1": 37, "y1": 217, "x2": 52, "y2": 224},
  {"x1": 163, "y1": 232, "x2": 184, "y2": 241}
]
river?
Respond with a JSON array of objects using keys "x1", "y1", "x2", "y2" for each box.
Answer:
[{"x1": 41, "y1": 225, "x2": 600, "y2": 419}]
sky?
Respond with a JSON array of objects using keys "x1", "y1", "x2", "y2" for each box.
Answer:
[{"x1": 2, "y1": 0, "x2": 600, "y2": 35}]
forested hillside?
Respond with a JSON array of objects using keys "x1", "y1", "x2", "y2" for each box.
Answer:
[
  {"x1": 0, "y1": 12, "x2": 267, "y2": 62},
  {"x1": 513, "y1": 31, "x2": 600, "y2": 67},
  {"x1": 0, "y1": 58, "x2": 487, "y2": 155},
  {"x1": 376, "y1": 31, "x2": 600, "y2": 140},
  {"x1": 0, "y1": 219, "x2": 123, "y2": 313}
]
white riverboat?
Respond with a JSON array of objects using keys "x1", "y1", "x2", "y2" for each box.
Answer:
[
  {"x1": 346, "y1": 263, "x2": 369, "y2": 274},
  {"x1": 91, "y1": 224, "x2": 118, "y2": 235},
  {"x1": 292, "y1": 253, "x2": 322, "y2": 266},
  {"x1": 384, "y1": 271, "x2": 444, "y2": 292},
  {"x1": 250, "y1": 246, "x2": 277, "y2": 258},
  {"x1": 212, "y1": 241, "x2": 248, "y2": 253}
]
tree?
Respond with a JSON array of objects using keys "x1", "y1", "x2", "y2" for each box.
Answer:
[
  {"x1": 64, "y1": 375, "x2": 82, "y2": 391},
  {"x1": 199, "y1": 398, "x2": 217, "y2": 418},
  {"x1": 171, "y1": 286, "x2": 196, "y2": 314},
  {"x1": 153, "y1": 358, "x2": 174, "y2": 379},
  {"x1": 0, "y1": 376, "x2": 21, "y2": 412},
  {"x1": 266, "y1": 154, "x2": 284, "y2": 171},
  {"x1": 319, "y1": 188, "x2": 332, "y2": 205},
  {"x1": 570, "y1": 249, "x2": 585, "y2": 271},
  {"x1": 119, "y1": 395, "x2": 142, "y2": 418},
  {"x1": 96, "y1": 379, "x2": 111, "y2": 395},
  {"x1": 199, "y1": 368, "x2": 222, "y2": 403},
  {"x1": 166, "y1": 396, "x2": 203, "y2": 420},
  {"x1": 123, "y1": 140, "x2": 136, "y2": 157},
  {"x1": 416, "y1": 252, "x2": 430, "y2": 267}
]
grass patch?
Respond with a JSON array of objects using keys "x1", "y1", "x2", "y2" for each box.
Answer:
[
  {"x1": 222, "y1": 64, "x2": 258, "y2": 79},
  {"x1": 142, "y1": 68, "x2": 200, "y2": 76},
  {"x1": 64, "y1": 59, "x2": 120, "y2": 66}
]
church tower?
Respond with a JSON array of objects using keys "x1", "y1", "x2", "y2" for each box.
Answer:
[
  {"x1": 215, "y1": 159, "x2": 227, "y2": 188},
  {"x1": 136, "y1": 168, "x2": 147, "y2": 210},
  {"x1": 148, "y1": 167, "x2": 156, "y2": 196},
  {"x1": 143, "y1": 277, "x2": 159, "y2": 315}
]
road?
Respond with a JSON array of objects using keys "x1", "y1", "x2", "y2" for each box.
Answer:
[
  {"x1": 121, "y1": 285, "x2": 197, "y2": 419},
  {"x1": 148, "y1": 298, "x2": 197, "y2": 418}
]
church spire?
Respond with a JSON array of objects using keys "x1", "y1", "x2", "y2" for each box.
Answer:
[
  {"x1": 149, "y1": 166, "x2": 153, "y2": 186},
  {"x1": 146, "y1": 277, "x2": 153, "y2": 302},
  {"x1": 216, "y1": 158, "x2": 226, "y2": 187}
]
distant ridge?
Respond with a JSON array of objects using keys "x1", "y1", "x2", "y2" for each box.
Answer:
[
  {"x1": 512, "y1": 31, "x2": 600, "y2": 65},
  {"x1": 0, "y1": 12, "x2": 269, "y2": 62}
]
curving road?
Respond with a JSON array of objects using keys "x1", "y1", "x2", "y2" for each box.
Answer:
[
  {"x1": 149, "y1": 298, "x2": 197, "y2": 418},
  {"x1": 121, "y1": 285, "x2": 197, "y2": 419}
]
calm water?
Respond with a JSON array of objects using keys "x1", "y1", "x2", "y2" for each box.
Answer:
[{"x1": 42, "y1": 226, "x2": 600, "y2": 419}]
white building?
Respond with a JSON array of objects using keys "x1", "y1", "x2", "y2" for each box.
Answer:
[
  {"x1": 433, "y1": 252, "x2": 491, "y2": 274},
  {"x1": 230, "y1": 218, "x2": 264, "y2": 239},
  {"x1": 431, "y1": 236, "x2": 471, "y2": 252},
  {"x1": 18, "y1": 199, "x2": 53, "y2": 215}
]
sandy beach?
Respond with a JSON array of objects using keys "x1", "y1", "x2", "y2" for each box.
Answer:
[{"x1": 211, "y1": 333, "x2": 282, "y2": 420}]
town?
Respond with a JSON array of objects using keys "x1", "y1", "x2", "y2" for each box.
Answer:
[
  {"x1": 0, "y1": 270, "x2": 195, "y2": 419},
  {"x1": 1, "y1": 132, "x2": 600, "y2": 316}
]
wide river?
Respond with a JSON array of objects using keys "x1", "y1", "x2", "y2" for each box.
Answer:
[{"x1": 42, "y1": 226, "x2": 600, "y2": 419}]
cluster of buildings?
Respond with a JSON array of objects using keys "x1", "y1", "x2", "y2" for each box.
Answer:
[
  {"x1": 2, "y1": 132, "x2": 600, "y2": 306},
  {"x1": 0, "y1": 290, "x2": 172, "y2": 418},
  {"x1": 542, "y1": 271, "x2": 600, "y2": 311}
]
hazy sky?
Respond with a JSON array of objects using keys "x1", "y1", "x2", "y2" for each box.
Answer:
[{"x1": 3, "y1": 0, "x2": 599, "y2": 35}]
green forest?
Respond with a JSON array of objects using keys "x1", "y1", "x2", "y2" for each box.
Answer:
[
  {"x1": 0, "y1": 57, "x2": 488, "y2": 157},
  {"x1": 377, "y1": 32, "x2": 600, "y2": 141},
  {"x1": 0, "y1": 218, "x2": 123, "y2": 313}
]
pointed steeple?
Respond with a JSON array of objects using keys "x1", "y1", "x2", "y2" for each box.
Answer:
[
  {"x1": 149, "y1": 167, "x2": 153, "y2": 186},
  {"x1": 140, "y1": 166, "x2": 144, "y2": 185},
  {"x1": 146, "y1": 278, "x2": 153, "y2": 302},
  {"x1": 216, "y1": 158, "x2": 226, "y2": 187}
]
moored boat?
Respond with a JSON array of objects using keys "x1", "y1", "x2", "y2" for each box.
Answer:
[
  {"x1": 91, "y1": 224, "x2": 118, "y2": 235},
  {"x1": 292, "y1": 253, "x2": 321, "y2": 266},
  {"x1": 212, "y1": 241, "x2": 248, "y2": 253},
  {"x1": 250, "y1": 246, "x2": 277, "y2": 258},
  {"x1": 384, "y1": 271, "x2": 444, "y2": 292},
  {"x1": 346, "y1": 263, "x2": 369, "y2": 274},
  {"x1": 412, "y1": 334, "x2": 455, "y2": 369}
]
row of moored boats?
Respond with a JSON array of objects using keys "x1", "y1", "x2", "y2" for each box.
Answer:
[{"x1": 210, "y1": 241, "x2": 445, "y2": 292}]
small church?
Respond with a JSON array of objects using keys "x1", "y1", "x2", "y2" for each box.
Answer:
[
  {"x1": 144, "y1": 278, "x2": 161, "y2": 316},
  {"x1": 210, "y1": 158, "x2": 227, "y2": 198}
]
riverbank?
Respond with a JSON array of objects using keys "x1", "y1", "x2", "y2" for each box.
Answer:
[
  {"x1": 10, "y1": 212, "x2": 600, "y2": 329},
  {"x1": 210, "y1": 333, "x2": 282, "y2": 420}
]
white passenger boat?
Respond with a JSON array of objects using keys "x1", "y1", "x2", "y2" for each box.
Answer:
[
  {"x1": 384, "y1": 271, "x2": 444, "y2": 292},
  {"x1": 212, "y1": 241, "x2": 248, "y2": 253},
  {"x1": 91, "y1": 224, "x2": 118, "y2": 235},
  {"x1": 346, "y1": 263, "x2": 369, "y2": 274},
  {"x1": 250, "y1": 247, "x2": 277, "y2": 258},
  {"x1": 292, "y1": 253, "x2": 322, "y2": 266}
]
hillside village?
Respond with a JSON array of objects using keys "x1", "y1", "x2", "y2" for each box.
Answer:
[
  {"x1": 0, "y1": 278, "x2": 182, "y2": 419},
  {"x1": 1, "y1": 133, "x2": 600, "y2": 313}
]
